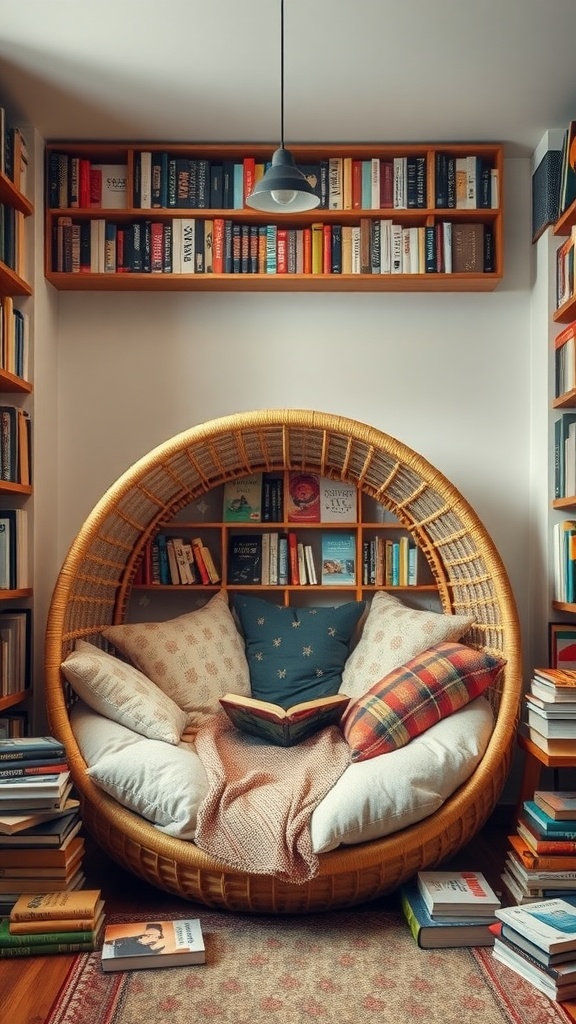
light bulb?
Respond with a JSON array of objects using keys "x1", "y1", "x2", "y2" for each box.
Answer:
[{"x1": 271, "y1": 189, "x2": 298, "y2": 205}]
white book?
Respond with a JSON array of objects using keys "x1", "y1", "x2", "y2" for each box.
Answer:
[
  {"x1": 260, "y1": 532, "x2": 270, "y2": 586},
  {"x1": 91, "y1": 164, "x2": 128, "y2": 209},
  {"x1": 409, "y1": 226, "x2": 420, "y2": 273},
  {"x1": 393, "y1": 157, "x2": 407, "y2": 208},
  {"x1": 181, "y1": 219, "x2": 195, "y2": 274},
  {"x1": 139, "y1": 151, "x2": 152, "y2": 209},
  {"x1": 443, "y1": 222, "x2": 452, "y2": 273},
  {"x1": 268, "y1": 531, "x2": 278, "y2": 586},
  {"x1": 380, "y1": 219, "x2": 392, "y2": 274},
  {"x1": 490, "y1": 167, "x2": 499, "y2": 208},
  {"x1": 319, "y1": 477, "x2": 357, "y2": 523},
  {"x1": 465, "y1": 155, "x2": 477, "y2": 209},
  {"x1": 495, "y1": 898, "x2": 576, "y2": 953},
  {"x1": 171, "y1": 219, "x2": 182, "y2": 273},
  {"x1": 328, "y1": 157, "x2": 343, "y2": 210},
  {"x1": 297, "y1": 542, "x2": 308, "y2": 584},
  {"x1": 304, "y1": 544, "x2": 317, "y2": 585},
  {"x1": 351, "y1": 226, "x2": 361, "y2": 274},
  {"x1": 391, "y1": 224, "x2": 403, "y2": 274},
  {"x1": 417, "y1": 870, "x2": 501, "y2": 919},
  {"x1": 401, "y1": 227, "x2": 411, "y2": 274}
]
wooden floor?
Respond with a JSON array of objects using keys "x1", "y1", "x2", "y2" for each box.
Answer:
[{"x1": 1, "y1": 817, "x2": 575, "y2": 1024}]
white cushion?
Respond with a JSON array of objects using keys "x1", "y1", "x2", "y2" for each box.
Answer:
[
  {"x1": 102, "y1": 590, "x2": 250, "y2": 728},
  {"x1": 61, "y1": 640, "x2": 189, "y2": 744},
  {"x1": 70, "y1": 701, "x2": 208, "y2": 839},
  {"x1": 340, "y1": 591, "x2": 474, "y2": 699},
  {"x1": 310, "y1": 696, "x2": 494, "y2": 853}
]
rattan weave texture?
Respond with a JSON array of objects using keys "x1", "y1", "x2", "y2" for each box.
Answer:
[{"x1": 44, "y1": 410, "x2": 522, "y2": 912}]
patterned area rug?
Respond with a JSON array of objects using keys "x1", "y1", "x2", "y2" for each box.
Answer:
[{"x1": 45, "y1": 904, "x2": 572, "y2": 1024}]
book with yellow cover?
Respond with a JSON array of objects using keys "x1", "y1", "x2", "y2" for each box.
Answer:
[
  {"x1": 9, "y1": 887, "x2": 102, "y2": 922},
  {"x1": 219, "y1": 692, "x2": 349, "y2": 746}
]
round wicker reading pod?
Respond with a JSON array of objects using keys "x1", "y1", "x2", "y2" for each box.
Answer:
[{"x1": 44, "y1": 409, "x2": 522, "y2": 913}]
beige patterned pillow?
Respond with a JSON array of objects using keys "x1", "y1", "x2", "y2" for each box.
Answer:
[
  {"x1": 339, "y1": 591, "x2": 474, "y2": 700},
  {"x1": 102, "y1": 590, "x2": 250, "y2": 728},
  {"x1": 61, "y1": 641, "x2": 189, "y2": 744}
]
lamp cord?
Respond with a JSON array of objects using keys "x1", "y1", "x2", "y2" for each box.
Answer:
[{"x1": 280, "y1": 0, "x2": 285, "y2": 149}]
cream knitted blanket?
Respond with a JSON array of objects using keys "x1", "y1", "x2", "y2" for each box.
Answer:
[{"x1": 194, "y1": 713, "x2": 351, "y2": 883}]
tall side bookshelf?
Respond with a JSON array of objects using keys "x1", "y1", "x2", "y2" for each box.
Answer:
[
  {"x1": 44, "y1": 141, "x2": 503, "y2": 294},
  {"x1": 0, "y1": 127, "x2": 34, "y2": 737}
]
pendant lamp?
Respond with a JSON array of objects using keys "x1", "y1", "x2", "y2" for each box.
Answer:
[{"x1": 246, "y1": 0, "x2": 320, "y2": 213}]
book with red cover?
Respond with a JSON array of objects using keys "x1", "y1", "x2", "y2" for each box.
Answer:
[{"x1": 286, "y1": 472, "x2": 320, "y2": 523}]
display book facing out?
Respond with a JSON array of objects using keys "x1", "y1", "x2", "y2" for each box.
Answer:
[
  {"x1": 130, "y1": 471, "x2": 434, "y2": 602},
  {"x1": 44, "y1": 141, "x2": 503, "y2": 292},
  {"x1": 0, "y1": 111, "x2": 34, "y2": 739}
]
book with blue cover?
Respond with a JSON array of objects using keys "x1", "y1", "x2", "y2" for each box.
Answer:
[
  {"x1": 524, "y1": 800, "x2": 576, "y2": 837},
  {"x1": 495, "y1": 898, "x2": 576, "y2": 954},
  {"x1": 321, "y1": 533, "x2": 356, "y2": 585}
]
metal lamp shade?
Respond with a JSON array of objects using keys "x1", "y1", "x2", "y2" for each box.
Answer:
[{"x1": 246, "y1": 147, "x2": 320, "y2": 212}]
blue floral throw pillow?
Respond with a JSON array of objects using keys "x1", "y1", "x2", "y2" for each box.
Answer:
[{"x1": 233, "y1": 595, "x2": 365, "y2": 709}]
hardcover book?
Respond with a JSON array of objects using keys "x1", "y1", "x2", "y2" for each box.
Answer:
[
  {"x1": 286, "y1": 472, "x2": 321, "y2": 523},
  {"x1": 399, "y1": 883, "x2": 495, "y2": 948},
  {"x1": 0, "y1": 803, "x2": 80, "y2": 838},
  {"x1": 222, "y1": 473, "x2": 262, "y2": 522},
  {"x1": 319, "y1": 477, "x2": 358, "y2": 523},
  {"x1": 321, "y1": 533, "x2": 356, "y2": 585},
  {"x1": 492, "y1": 934, "x2": 576, "y2": 1001},
  {"x1": 227, "y1": 534, "x2": 262, "y2": 584},
  {"x1": 523, "y1": 800, "x2": 576, "y2": 836},
  {"x1": 0, "y1": 737, "x2": 65, "y2": 761},
  {"x1": 9, "y1": 888, "x2": 102, "y2": 923},
  {"x1": 101, "y1": 917, "x2": 205, "y2": 971},
  {"x1": 0, "y1": 914, "x2": 104, "y2": 949},
  {"x1": 451, "y1": 223, "x2": 484, "y2": 273},
  {"x1": 534, "y1": 791, "x2": 576, "y2": 821},
  {"x1": 416, "y1": 870, "x2": 501, "y2": 919},
  {"x1": 219, "y1": 692, "x2": 350, "y2": 747}
]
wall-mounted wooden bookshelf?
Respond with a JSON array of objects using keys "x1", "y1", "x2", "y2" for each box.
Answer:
[{"x1": 45, "y1": 141, "x2": 504, "y2": 293}]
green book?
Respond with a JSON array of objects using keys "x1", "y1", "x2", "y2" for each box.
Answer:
[{"x1": 0, "y1": 917, "x2": 99, "y2": 948}]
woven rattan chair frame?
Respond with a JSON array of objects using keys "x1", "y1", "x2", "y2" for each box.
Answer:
[{"x1": 44, "y1": 410, "x2": 522, "y2": 913}]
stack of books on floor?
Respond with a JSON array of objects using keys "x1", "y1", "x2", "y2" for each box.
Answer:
[
  {"x1": 492, "y1": 898, "x2": 576, "y2": 1002},
  {"x1": 0, "y1": 888, "x2": 104, "y2": 957},
  {"x1": 525, "y1": 666, "x2": 576, "y2": 756},
  {"x1": 0, "y1": 736, "x2": 83, "y2": 915},
  {"x1": 399, "y1": 869, "x2": 501, "y2": 948},
  {"x1": 502, "y1": 793, "x2": 576, "y2": 906}
]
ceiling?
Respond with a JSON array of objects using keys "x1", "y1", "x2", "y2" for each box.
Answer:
[{"x1": 1, "y1": 0, "x2": 576, "y2": 156}]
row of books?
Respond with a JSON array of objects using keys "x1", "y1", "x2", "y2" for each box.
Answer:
[
  {"x1": 552, "y1": 518, "x2": 576, "y2": 601},
  {"x1": 0, "y1": 109, "x2": 29, "y2": 196},
  {"x1": 134, "y1": 533, "x2": 220, "y2": 587},
  {"x1": 0, "y1": 405, "x2": 31, "y2": 486},
  {"x1": 223, "y1": 472, "x2": 358, "y2": 525},
  {"x1": 0, "y1": 297, "x2": 29, "y2": 382},
  {"x1": 0, "y1": 509, "x2": 29, "y2": 591},
  {"x1": 51, "y1": 216, "x2": 495, "y2": 277},
  {"x1": 0, "y1": 202, "x2": 25, "y2": 280},
  {"x1": 228, "y1": 531, "x2": 357, "y2": 587},
  {"x1": 554, "y1": 319, "x2": 576, "y2": 400},
  {"x1": 556, "y1": 225, "x2": 576, "y2": 311},
  {"x1": 47, "y1": 150, "x2": 500, "y2": 214},
  {"x1": 0, "y1": 609, "x2": 30, "y2": 699},
  {"x1": 362, "y1": 536, "x2": 418, "y2": 587},
  {"x1": 0, "y1": 713, "x2": 26, "y2": 739}
]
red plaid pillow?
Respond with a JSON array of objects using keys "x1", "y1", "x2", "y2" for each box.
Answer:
[{"x1": 342, "y1": 641, "x2": 505, "y2": 762}]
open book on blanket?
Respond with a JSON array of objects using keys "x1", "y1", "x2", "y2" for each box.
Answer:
[{"x1": 219, "y1": 692, "x2": 350, "y2": 746}]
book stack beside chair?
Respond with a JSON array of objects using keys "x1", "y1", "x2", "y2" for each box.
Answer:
[
  {"x1": 0, "y1": 736, "x2": 83, "y2": 916},
  {"x1": 399, "y1": 870, "x2": 501, "y2": 949},
  {"x1": 492, "y1": 898, "x2": 576, "y2": 1002},
  {"x1": 1, "y1": 888, "x2": 104, "y2": 958},
  {"x1": 502, "y1": 792, "x2": 576, "y2": 906}
]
